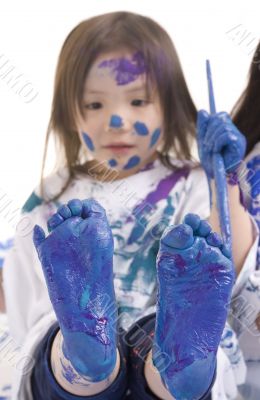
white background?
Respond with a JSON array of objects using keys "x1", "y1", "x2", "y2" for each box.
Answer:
[{"x1": 0, "y1": 0, "x2": 259, "y2": 237}]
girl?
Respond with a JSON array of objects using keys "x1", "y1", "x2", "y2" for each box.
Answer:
[
  {"x1": 197, "y1": 42, "x2": 260, "y2": 399},
  {"x1": 2, "y1": 11, "x2": 257, "y2": 400}
]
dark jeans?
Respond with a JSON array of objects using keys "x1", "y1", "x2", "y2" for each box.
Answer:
[{"x1": 31, "y1": 314, "x2": 214, "y2": 399}]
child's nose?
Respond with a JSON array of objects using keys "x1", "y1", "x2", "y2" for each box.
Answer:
[{"x1": 105, "y1": 114, "x2": 131, "y2": 132}]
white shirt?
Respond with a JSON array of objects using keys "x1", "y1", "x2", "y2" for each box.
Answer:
[{"x1": 2, "y1": 155, "x2": 259, "y2": 400}]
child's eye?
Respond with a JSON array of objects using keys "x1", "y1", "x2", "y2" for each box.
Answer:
[
  {"x1": 84, "y1": 102, "x2": 102, "y2": 110},
  {"x1": 131, "y1": 99, "x2": 149, "y2": 107}
]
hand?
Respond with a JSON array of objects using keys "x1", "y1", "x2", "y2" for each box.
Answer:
[{"x1": 197, "y1": 110, "x2": 247, "y2": 179}]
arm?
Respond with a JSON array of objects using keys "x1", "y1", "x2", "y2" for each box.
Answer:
[
  {"x1": 197, "y1": 110, "x2": 255, "y2": 276},
  {"x1": 209, "y1": 181, "x2": 255, "y2": 276}
]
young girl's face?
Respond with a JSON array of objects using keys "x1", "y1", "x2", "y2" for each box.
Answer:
[{"x1": 76, "y1": 49, "x2": 164, "y2": 179}]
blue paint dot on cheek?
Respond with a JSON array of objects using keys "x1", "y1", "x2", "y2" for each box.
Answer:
[
  {"x1": 110, "y1": 115, "x2": 123, "y2": 128},
  {"x1": 134, "y1": 121, "x2": 149, "y2": 136},
  {"x1": 123, "y1": 155, "x2": 141, "y2": 170},
  {"x1": 82, "y1": 132, "x2": 95, "y2": 151},
  {"x1": 149, "y1": 128, "x2": 161, "y2": 148},
  {"x1": 108, "y1": 159, "x2": 118, "y2": 167}
]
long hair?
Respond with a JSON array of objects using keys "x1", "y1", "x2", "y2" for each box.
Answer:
[
  {"x1": 232, "y1": 41, "x2": 260, "y2": 155},
  {"x1": 40, "y1": 11, "x2": 197, "y2": 200}
]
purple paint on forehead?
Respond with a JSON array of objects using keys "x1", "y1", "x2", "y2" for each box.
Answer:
[{"x1": 98, "y1": 51, "x2": 147, "y2": 86}]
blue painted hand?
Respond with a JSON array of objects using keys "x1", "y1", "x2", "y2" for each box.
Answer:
[
  {"x1": 154, "y1": 213, "x2": 235, "y2": 400},
  {"x1": 197, "y1": 110, "x2": 246, "y2": 179},
  {"x1": 33, "y1": 199, "x2": 118, "y2": 381}
]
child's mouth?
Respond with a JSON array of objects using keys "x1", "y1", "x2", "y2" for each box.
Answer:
[{"x1": 104, "y1": 143, "x2": 136, "y2": 154}]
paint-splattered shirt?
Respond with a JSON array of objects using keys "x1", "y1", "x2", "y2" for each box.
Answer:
[
  {"x1": 1, "y1": 155, "x2": 259, "y2": 400},
  {"x1": 5, "y1": 158, "x2": 211, "y2": 331}
]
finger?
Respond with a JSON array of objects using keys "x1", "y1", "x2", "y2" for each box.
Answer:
[
  {"x1": 217, "y1": 111, "x2": 231, "y2": 123},
  {"x1": 204, "y1": 124, "x2": 227, "y2": 153},
  {"x1": 197, "y1": 110, "x2": 210, "y2": 142},
  {"x1": 205, "y1": 112, "x2": 231, "y2": 139},
  {"x1": 213, "y1": 130, "x2": 237, "y2": 154}
]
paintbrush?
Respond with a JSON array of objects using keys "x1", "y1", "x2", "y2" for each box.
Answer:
[{"x1": 206, "y1": 60, "x2": 232, "y2": 254}]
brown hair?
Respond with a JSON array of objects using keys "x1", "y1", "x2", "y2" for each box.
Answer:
[
  {"x1": 232, "y1": 41, "x2": 260, "y2": 156},
  {"x1": 41, "y1": 11, "x2": 197, "y2": 201}
]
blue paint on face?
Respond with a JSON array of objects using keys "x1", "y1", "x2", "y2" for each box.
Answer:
[
  {"x1": 149, "y1": 128, "x2": 161, "y2": 148},
  {"x1": 123, "y1": 155, "x2": 141, "y2": 170},
  {"x1": 134, "y1": 121, "x2": 149, "y2": 136},
  {"x1": 108, "y1": 159, "x2": 118, "y2": 167},
  {"x1": 82, "y1": 131, "x2": 95, "y2": 151},
  {"x1": 110, "y1": 115, "x2": 123, "y2": 128}
]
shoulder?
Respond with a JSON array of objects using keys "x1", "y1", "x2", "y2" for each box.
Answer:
[{"x1": 21, "y1": 167, "x2": 70, "y2": 215}]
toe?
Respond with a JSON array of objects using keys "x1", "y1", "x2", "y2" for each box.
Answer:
[
  {"x1": 221, "y1": 243, "x2": 232, "y2": 259},
  {"x1": 206, "y1": 232, "x2": 223, "y2": 248},
  {"x1": 57, "y1": 204, "x2": 72, "y2": 219},
  {"x1": 47, "y1": 213, "x2": 64, "y2": 232},
  {"x1": 196, "y1": 220, "x2": 212, "y2": 237},
  {"x1": 161, "y1": 223, "x2": 194, "y2": 249},
  {"x1": 67, "y1": 199, "x2": 83, "y2": 216},
  {"x1": 82, "y1": 199, "x2": 106, "y2": 218},
  {"x1": 184, "y1": 213, "x2": 201, "y2": 231},
  {"x1": 33, "y1": 225, "x2": 46, "y2": 248}
]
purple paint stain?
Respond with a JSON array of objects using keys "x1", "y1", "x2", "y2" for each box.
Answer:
[
  {"x1": 127, "y1": 167, "x2": 190, "y2": 224},
  {"x1": 173, "y1": 254, "x2": 187, "y2": 271},
  {"x1": 98, "y1": 51, "x2": 147, "y2": 86},
  {"x1": 61, "y1": 358, "x2": 78, "y2": 384},
  {"x1": 196, "y1": 250, "x2": 202, "y2": 262}
]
